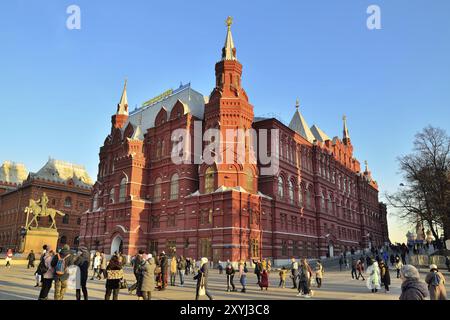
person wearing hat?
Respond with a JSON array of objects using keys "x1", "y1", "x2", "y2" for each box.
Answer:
[
  {"x1": 366, "y1": 259, "x2": 381, "y2": 293},
  {"x1": 160, "y1": 251, "x2": 168, "y2": 290},
  {"x1": 399, "y1": 265, "x2": 428, "y2": 300},
  {"x1": 425, "y1": 264, "x2": 447, "y2": 300},
  {"x1": 194, "y1": 257, "x2": 213, "y2": 300},
  {"x1": 74, "y1": 246, "x2": 90, "y2": 300}
]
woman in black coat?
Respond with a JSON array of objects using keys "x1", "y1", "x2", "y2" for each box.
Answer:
[
  {"x1": 379, "y1": 261, "x2": 391, "y2": 293},
  {"x1": 194, "y1": 257, "x2": 213, "y2": 300},
  {"x1": 74, "y1": 247, "x2": 90, "y2": 300},
  {"x1": 105, "y1": 255, "x2": 124, "y2": 300}
]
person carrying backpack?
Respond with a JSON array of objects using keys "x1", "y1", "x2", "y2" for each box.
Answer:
[
  {"x1": 50, "y1": 244, "x2": 74, "y2": 300},
  {"x1": 424, "y1": 264, "x2": 447, "y2": 300},
  {"x1": 38, "y1": 248, "x2": 55, "y2": 300}
]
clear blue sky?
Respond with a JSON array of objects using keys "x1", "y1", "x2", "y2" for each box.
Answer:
[{"x1": 1, "y1": 0, "x2": 449, "y2": 243}]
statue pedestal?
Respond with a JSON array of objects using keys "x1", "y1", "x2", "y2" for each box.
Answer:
[{"x1": 20, "y1": 228, "x2": 58, "y2": 256}]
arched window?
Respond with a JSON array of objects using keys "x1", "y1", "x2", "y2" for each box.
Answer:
[
  {"x1": 93, "y1": 193, "x2": 98, "y2": 210},
  {"x1": 321, "y1": 192, "x2": 326, "y2": 211},
  {"x1": 277, "y1": 176, "x2": 284, "y2": 198},
  {"x1": 153, "y1": 178, "x2": 162, "y2": 202},
  {"x1": 109, "y1": 188, "x2": 115, "y2": 204},
  {"x1": 161, "y1": 140, "x2": 165, "y2": 157},
  {"x1": 205, "y1": 167, "x2": 215, "y2": 193},
  {"x1": 306, "y1": 188, "x2": 311, "y2": 208},
  {"x1": 298, "y1": 185, "x2": 303, "y2": 207},
  {"x1": 170, "y1": 173, "x2": 179, "y2": 200},
  {"x1": 64, "y1": 197, "x2": 72, "y2": 207},
  {"x1": 62, "y1": 214, "x2": 69, "y2": 224},
  {"x1": 288, "y1": 180, "x2": 294, "y2": 204},
  {"x1": 156, "y1": 141, "x2": 161, "y2": 158},
  {"x1": 119, "y1": 177, "x2": 127, "y2": 202}
]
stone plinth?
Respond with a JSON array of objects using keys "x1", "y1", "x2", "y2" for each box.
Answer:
[{"x1": 20, "y1": 228, "x2": 58, "y2": 256}]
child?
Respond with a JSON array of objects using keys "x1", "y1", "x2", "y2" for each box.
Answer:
[
  {"x1": 259, "y1": 269, "x2": 269, "y2": 290},
  {"x1": 279, "y1": 266, "x2": 287, "y2": 288}
]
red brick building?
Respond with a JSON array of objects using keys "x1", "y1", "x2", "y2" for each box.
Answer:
[
  {"x1": 80, "y1": 19, "x2": 389, "y2": 264},
  {"x1": 0, "y1": 159, "x2": 93, "y2": 252}
]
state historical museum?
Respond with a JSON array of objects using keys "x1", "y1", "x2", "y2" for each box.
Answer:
[{"x1": 80, "y1": 18, "x2": 389, "y2": 264}]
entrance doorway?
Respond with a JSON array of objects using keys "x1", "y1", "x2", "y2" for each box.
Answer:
[
  {"x1": 111, "y1": 235, "x2": 123, "y2": 254},
  {"x1": 328, "y1": 243, "x2": 334, "y2": 258}
]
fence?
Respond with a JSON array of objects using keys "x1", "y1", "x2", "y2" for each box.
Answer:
[{"x1": 409, "y1": 255, "x2": 447, "y2": 269}]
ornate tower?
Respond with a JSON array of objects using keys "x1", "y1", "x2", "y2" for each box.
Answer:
[
  {"x1": 111, "y1": 79, "x2": 129, "y2": 129},
  {"x1": 202, "y1": 17, "x2": 257, "y2": 193}
]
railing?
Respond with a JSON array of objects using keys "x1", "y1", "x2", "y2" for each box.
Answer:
[{"x1": 409, "y1": 254, "x2": 448, "y2": 269}]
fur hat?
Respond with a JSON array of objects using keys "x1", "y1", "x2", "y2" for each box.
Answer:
[
  {"x1": 401, "y1": 265, "x2": 420, "y2": 280},
  {"x1": 429, "y1": 264, "x2": 438, "y2": 271}
]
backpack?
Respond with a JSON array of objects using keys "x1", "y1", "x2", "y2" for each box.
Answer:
[
  {"x1": 37, "y1": 257, "x2": 48, "y2": 275},
  {"x1": 55, "y1": 254, "x2": 69, "y2": 276},
  {"x1": 431, "y1": 273, "x2": 441, "y2": 287}
]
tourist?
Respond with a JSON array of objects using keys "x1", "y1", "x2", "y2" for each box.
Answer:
[
  {"x1": 105, "y1": 255, "x2": 124, "y2": 300},
  {"x1": 38, "y1": 249, "x2": 55, "y2": 300},
  {"x1": 351, "y1": 257, "x2": 358, "y2": 280},
  {"x1": 297, "y1": 259, "x2": 312, "y2": 298},
  {"x1": 339, "y1": 255, "x2": 344, "y2": 271},
  {"x1": 27, "y1": 250, "x2": 36, "y2": 269},
  {"x1": 170, "y1": 255, "x2": 177, "y2": 286},
  {"x1": 185, "y1": 257, "x2": 191, "y2": 275},
  {"x1": 91, "y1": 251, "x2": 101, "y2": 280},
  {"x1": 177, "y1": 255, "x2": 186, "y2": 286},
  {"x1": 100, "y1": 252, "x2": 107, "y2": 279},
  {"x1": 389, "y1": 253, "x2": 395, "y2": 267},
  {"x1": 34, "y1": 269, "x2": 42, "y2": 287},
  {"x1": 139, "y1": 254, "x2": 156, "y2": 300},
  {"x1": 5, "y1": 248, "x2": 13, "y2": 268},
  {"x1": 382, "y1": 251, "x2": 389, "y2": 266},
  {"x1": 67, "y1": 262, "x2": 81, "y2": 299},
  {"x1": 279, "y1": 266, "x2": 287, "y2": 288},
  {"x1": 74, "y1": 246, "x2": 90, "y2": 300},
  {"x1": 239, "y1": 260, "x2": 248, "y2": 293},
  {"x1": 424, "y1": 264, "x2": 447, "y2": 300},
  {"x1": 194, "y1": 257, "x2": 213, "y2": 300},
  {"x1": 356, "y1": 259, "x2": 365, "y2": 281},
  {"x1": 253, "y1": 259, "x2": 262, "y2": 285},
  {"x1": 261, "y1": 259, "x2": 267, "y2": 271},
  {"x1": 315, "y1": 260, "x2": 324, "y2": 288},
  {"x1": 366, "y1": 259, "x2": 381, "y2": 293},
  {"x1": 394, "y1": 256, "x2": 403, "y2": 278},
  {"x1": 132, "y1": 250, "x2": 144, "y2": 282},
  {"x1": 160, "y1": 251, "x2": 168, "y2": 289},
  {"x1": 259, "y1": 269, "x2": 269, "y2": 291},
  {"x1": 225, "y1": 260, "x2": 236, "y2": 292},
  {"x1": 218, "y1": 261, "x2": 224, "y2": 274},
  {"x1": 399, "y1": 265, "x2": 428, "y2": 300},
  {"x1": 267, "y1": 259, "x2": 272, "y2": 273},
  {"x1": 192, "y1": 258, "x2": 197, "y2": 274},
  {"x1": 365, "y1": 255, "x2": 372, "y2": 268},
  {"x1": 51, "y1": 244, "x2": 74, "y2": 300},
  {"x1": 290, "y1": 258, "x2": 299, "y2": 289},
  {"x1": 379, "y1": 260, "x2": 391, "y2": 293}
]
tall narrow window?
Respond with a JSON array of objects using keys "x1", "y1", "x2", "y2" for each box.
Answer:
[
  {"x1": 119, "y1": 177, "x2": 127, "y2": 202},
  {"x1": 64, "y1": 197, "x2": 72, "y2": 207},
  {"x1": 153, "y1": 178, "x2": 162, "y2": 202},
  {"x1": 170, "y1": 174, "x2": 179, "y2": 200},
  {"x1": 288, "y1": 180, "x2": 294, "y2": 204},
  {"x1": 109, "y1": 188, "x2": 115, "y2": 204},
  {"x1": 298, "y1": 185, "x2": 303, "y2": 207},
  {"x1": 278, "y1": 176, "x2": 284, "y2": 198},
  {"x1": 205, "y1": 167, "x2": 214, "y2": 193},
  {"x1": 93, "y1": 193, "x2": 98, "y2": 210}
]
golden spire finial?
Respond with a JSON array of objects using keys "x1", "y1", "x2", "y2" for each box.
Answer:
[
  {"x1": 295, "y1": 98, "x2": 300, "y2": 109},
  {"x1": 226, "y1": 16, "x2": 233, "y2": 29}
]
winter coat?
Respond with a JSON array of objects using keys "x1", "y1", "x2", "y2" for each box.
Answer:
[
  {"x1": 43, "y1": 254, "x2": 55, "y2": 279},
  {"x1": 425, "y1": 271, "x2": 447, "y2": 300},
  {"x1": 399, "y1": 278, "x2": 428, "y2": 300},
  {"x1": 279, "y1": 269, "x2": 287, "y2": 281},
  {"x1": 74, "y1": 251, "x2": 90, "y2": 286},
  {"x1": 260, "y1": 270, "x2": 269, "y2": 288},
  {"x1": 225, "y1": 263, "x2": 235, "y2": 275},
  {"x1": 105, "y1": 260, "x2": 123, "y2": 290},
  {"x1": 298, "y1": 264, "x2": 311, "y2": 282},
  {"x1": 394, "y1": 260, "x2": 403, "y2": 270},
  {"x1": 27, "y1": 253, "x2": 35, "y2": 262},
  {"x1": 140, "y1": 258, "x2": 156, "y2": 292},
  {"x1": 160, "y1": 255, "x2": 168, "y2": 272},
  {"x1": 100, "y1": 255, "x2": 107, "y2": 269},
  {"x1": 50, "y1": 248, "x2": 74, "y2": 281},
  {"x1": 170, "y1": 257, "x2": 177, "y2": 274},
  {"x1": 379, "y1": 264, "x2": 391, "y2": 286},
  {"x1": 315, "y1": 263, "x2": 324, "y2": 279},
  {"x1": 239, "y1": 264, "x2": 247, "y2": 286},
  {"x1": 93, "y1": 255, "x2": 102, "y2": 268},
  {"x1": 366, "y1": 262, "x2": 381, "y2": 290},
  {"x1": 194, "y1": 263, "x2": 209, "y2": 289},
  {"x1": 177, "y1": 258, "x2": 186, "y2": 271}
]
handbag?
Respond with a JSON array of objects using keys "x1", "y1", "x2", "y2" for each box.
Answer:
[
  {"x1": 119, "y1": 278, "x2": 128, "y2": 289},
  {"x1": 198, "y1": 275, "x2": 206, "y2": 296}
]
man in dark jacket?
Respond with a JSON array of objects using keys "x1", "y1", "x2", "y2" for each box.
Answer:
[
  {"x1": 399, "y1": 265, "x2": 428, "y2": 300},
  {"x1": 194, "y1": 258, "x2": 213, "y2": 300},
  {"x1": 27, "y1": 250, "x2": 36, "y2": 269},
  {"x1": 50, "y1": 245, "x2": 74, "y2": 300},
  {"x1": 177, "y1": 256, "x2": 186, "y2": 286},
  {"x1": 74, "y1": 246, "x2": 90, "y2": 300},
  {"x1": 225, "y1": 260, "x2": 236, "y2": 292},
  {"x1": 160, "y1": 251, "x2": 168, "y2": 290},
  {"x1": 253, "y1": 260, "x2": 262, "y2": 284}
]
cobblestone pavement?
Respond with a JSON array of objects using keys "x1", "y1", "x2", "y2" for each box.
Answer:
[{"x1": 0, "y1": 264, "x2": 448, "y2": 300}]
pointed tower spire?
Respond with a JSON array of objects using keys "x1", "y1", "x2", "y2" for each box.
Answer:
[
  {"x1": 364, "y1": 160, "x2": 369, "y2": 173},
  {"x1": 289, "y1": 99, "x2": 315, "y2": 143},
  {"x1": 343, "y1": 115, "x2": 351, "y2": 144},
  {"x1": 117, "y1": 79, "x2": 129, "y2": 115},
  {"x1": 222, "y1": 16, "x2": 237, "y2": 61}
]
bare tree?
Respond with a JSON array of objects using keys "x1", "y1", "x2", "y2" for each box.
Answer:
[{"x1": 386, "y1": 126, "x2": 450, "y2": 242}]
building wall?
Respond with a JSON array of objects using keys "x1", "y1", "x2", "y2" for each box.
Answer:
[{"x1": 0, "y1": 179, "x2": 91, "y2": 252}]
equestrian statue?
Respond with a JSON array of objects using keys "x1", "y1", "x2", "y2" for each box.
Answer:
[{"x1": 24, "y1": 193, "x2": 65, "y2": 229}]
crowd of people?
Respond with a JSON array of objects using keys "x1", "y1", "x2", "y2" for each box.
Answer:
[{"x1": 2, "y1": 244, "x2": 449, "y2": 301}]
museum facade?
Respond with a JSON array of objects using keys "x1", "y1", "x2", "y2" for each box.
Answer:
[{"x1": 79, "y1": 18, "x2": 389, "y2": 264}]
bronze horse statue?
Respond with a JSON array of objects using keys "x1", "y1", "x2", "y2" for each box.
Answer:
[{"x1": 24, "y1": 199, "x2": 65, "y2": 229}]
